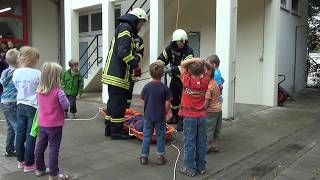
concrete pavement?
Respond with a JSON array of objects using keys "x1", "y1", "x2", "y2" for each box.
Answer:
[{"x1": 0, "y1": 89, "x2": 320, "y2": 180}]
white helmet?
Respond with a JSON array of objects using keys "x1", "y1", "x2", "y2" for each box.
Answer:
[
  {"x1": 172, "y1": 29, "x2": 188, "y2": 42},
  {"x1": 129, "y1": 8, "x2": 148, "y2": 21}
]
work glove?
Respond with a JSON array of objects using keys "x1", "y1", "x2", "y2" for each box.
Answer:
[
  {"x1": 134, "y1": 66, "x2": 142, "y2": 77},
  {"x1": 164, "y1": 66, "x2": 172, "y2": 74}
]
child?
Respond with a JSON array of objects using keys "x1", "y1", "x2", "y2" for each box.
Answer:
[
  {"x1": 61, "y1": 59, "x2": 83, "y2": 119},
  {"x1": 178, "y1": 58, "x2": 212, "y2": 177},
  {"x1": 208, "y1": 55, "x2": 224, "y2": 89},
  {"x1": 1, "y1": 49, "x2": 19, "y2": 157},
  {"x1": 140, "y1": 62, "x2": 172, "y2": 165},
  {"x1": 205, "y1": 55, "x2": 223, "y2": 153},
  {"x1": 12, "y1": 46, "x2": 41, "y2": 172},
  {"x1": 35, "y1": 62, "x2": 70, "y2": 180}
]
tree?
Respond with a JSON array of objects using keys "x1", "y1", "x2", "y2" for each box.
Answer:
[{"x1": 308, "y1": 0, "x2": 320, "y2": 52}]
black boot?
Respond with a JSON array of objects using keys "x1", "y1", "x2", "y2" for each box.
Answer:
[
  {"x1": 176, "y1": 116, "x2": 183, "y2": 132},
  {"x1": 105, "y1": 120, "x2": 111, "y2": 137},
  {"x1": 110, "y1": 122, "x2": 133, "y2": 140}
]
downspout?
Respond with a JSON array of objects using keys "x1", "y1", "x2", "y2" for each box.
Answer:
[
  {"x1": 49, "y1": 0, "x2": 63, "y2": 67},
  {"x1": 293, "y1": 25, "x2": 307, "y2": 92}
]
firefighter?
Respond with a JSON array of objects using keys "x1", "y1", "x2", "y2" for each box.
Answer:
[
  {"x1": 102, "y1": 8, "x2": 147, "y2": 140},
  {"x1": 157, "y1": 29, "x2": 194, "y2": 131}
]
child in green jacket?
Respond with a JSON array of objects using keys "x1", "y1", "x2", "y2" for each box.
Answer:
[{"x1": 61, "y1": 59, "x2": 84, "y2": 119}]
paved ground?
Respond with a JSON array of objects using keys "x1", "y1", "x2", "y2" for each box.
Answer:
[{"x1": 0, "y1": 89, "x2": 320, "y2": 180}]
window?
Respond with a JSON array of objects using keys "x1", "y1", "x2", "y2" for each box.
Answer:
[
  {"x1": 115, "y1": 7, "x2": 121, "y2": 28},
  {"x1": 292, "y1": 0, "x2": 300, "y2": 14},
  {"x1": 281, "y1": 0, "x2": 287, "y2": 8},
  {"x1": 79, "y1": 15, "x2": 89, "y2": 33},
  {"x1": 79, "y1": 8, "x2": 121, "y2": 35},
  {"x1": 91, "y1": 12, "x2": 102, "y2": 31},
  {"x1": 0, "y1": 0, "x2": 28, "y2": 45}
]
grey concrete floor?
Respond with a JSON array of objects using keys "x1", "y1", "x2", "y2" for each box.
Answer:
[{"x1": 0, "y1": 89, "x2": 320, "y2": 180}]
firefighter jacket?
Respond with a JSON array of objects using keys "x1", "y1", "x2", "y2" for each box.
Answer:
[
  {"x1": 101, "y1": 14, "x2": 143, "y2": 90},
  {"x1": 157, "y1": 42, "x2": 194, "y2": 76}
]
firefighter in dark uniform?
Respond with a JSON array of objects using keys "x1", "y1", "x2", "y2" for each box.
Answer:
[
  {"x1": 157, "y1": 29, "x2": 194, "y2": 131},
  {"x1": 102, "y1": 8, "x2": 147, "y2": 140},
  {"x1": 127, "y1": 35, "x2": 144, "y2": 108}
]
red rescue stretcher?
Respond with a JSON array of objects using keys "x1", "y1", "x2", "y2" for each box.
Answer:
[{"x1": 100, "y1": 108, "x2": 176, "y2": 142}]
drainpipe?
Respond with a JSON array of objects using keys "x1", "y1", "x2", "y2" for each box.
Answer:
[
  {"x1": 49, "y1": 0, "x2": 63, "y2": 67},
  {"x1": 293, "y1": 25, "x2": 307, "y2": 92}
]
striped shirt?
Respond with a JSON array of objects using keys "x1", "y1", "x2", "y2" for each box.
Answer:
[
  {"x1": 0, "y1": 68, "x2": 17, "y2": 104},
  {"x1": 205, "y1": 80, "x2": 223, "y2": 112}
]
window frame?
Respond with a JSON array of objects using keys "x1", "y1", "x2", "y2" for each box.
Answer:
[
  {"x1": 79, "y1": 9, "x2": 102, "y2": 37},
  {"x1": 0, "y1": 0, "x2": 28, "y2": 45},
  {"x1": 79, "y1": 6, "x2": 122, "y2": 37},
  {"x1": 291, "y1": 0, "x2": 300, "y2": 16}
]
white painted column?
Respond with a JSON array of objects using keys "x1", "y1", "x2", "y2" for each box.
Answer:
[
  {"x1": 64, "y1": 0, "x2": 79, "y2": 69},
  {"x1": 149, "y1": 0, "x2": 164, "y2": 64},
  {"x1": 262, "y1": 0, "x2": 280, "y2": 106},
  {"x1": 101, "y1": 0, "x2": 115, "y2": 104},
  {"x1": 216, "y1": 0, "x2": 238, "y2": 119}
]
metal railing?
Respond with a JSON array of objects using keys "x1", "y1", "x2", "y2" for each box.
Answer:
[
  {"x1": 125, "y1": 0, "x2": 150, "y2": 15},
  {"x1": 79, "y1": 34, "x2": 102, "y2": 78}
]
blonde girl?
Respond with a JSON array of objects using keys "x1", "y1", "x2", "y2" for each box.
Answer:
[
  {"x1": 35, "y1": 62, "x2": 70, "y2": 180},
  {"x1": 12, "y1": 46, "x2": 41, "y2": 172}
]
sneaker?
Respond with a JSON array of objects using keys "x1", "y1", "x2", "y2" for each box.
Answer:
[
  {"x1": 140, "y1": 157, "x2": 148, "y2": 165},
  {"x1": 157, "y1": 156, "x2": 167, "y2": 165},
  {"x1": 17, "y1": 162, "x2": 24, "y2": 169},
  {"x1": 179, "y1": 167, "x2": 197, "y2": 177},
  {"x1": 197, "y1": 169, "x2": 206, "y2": 175},
  {"x1": 5, "y1": 150, "x2": 16, "y2": 157},
  {"x1": 24, "y1": 164, "x2": 36, "y2": 173},
  {"x1": 49, "y1": 173, "x2": 69, "y2": 180},
  {"x1": 35, "y1": 168, "x2": 49, "y2": 177},
  {"x1": 70, "y1": 113, "x2": 76, "y2": 119}
]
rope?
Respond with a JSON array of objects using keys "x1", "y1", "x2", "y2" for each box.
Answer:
[
  {"x1": 0, "y1": 111, "x2": 101, "y2": 122},
  {"x1": 170, "y1": 129, "x2": 180, "y2": 180},
  {"x1": 65, "y1": 111, "x2": 100, "y2": 121},
  {"x1": 176, "y1": 0, "x2": 180, "y2": 29}
]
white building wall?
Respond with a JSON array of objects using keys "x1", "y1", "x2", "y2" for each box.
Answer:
[
  {"x1": 278, "y1": 1, "x2": 308, "y2": 93},
  {"x1": 31, "y1": 0, "x2": 59, "y2": 67},
  {"x1": 235, "y1": 0, "x2": 264, "y2": 104},
  {"x1": 163, "y1": 0, "x2": 216, "y2": 58}
]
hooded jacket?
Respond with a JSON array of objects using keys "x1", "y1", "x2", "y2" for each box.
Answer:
[
  {"x1": 101, "y1": 14, "x2": 144, "y2": 90},
  {"x1": 157, "y1": 42, "x2": 194, "y2": 76}
]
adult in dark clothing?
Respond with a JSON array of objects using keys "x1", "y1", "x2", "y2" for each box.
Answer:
[
  {"x1": 101, "y1": 8, "x2": 148, "y2": 140},
  {"x1": 157, "y1": 29, "x2": 194, "y2": 131}
]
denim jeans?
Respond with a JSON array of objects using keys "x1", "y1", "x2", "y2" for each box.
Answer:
[
  {"x1": 66, "y1": 95, "x2": 77, "y2": 113},
  {"x1": 3, "y1": 103, "x2": 18, "y2": 152},
  {"x1": 16, "y1": 104, "x2": 37, "y2": 166},
  {"x1": 35, "y1": 127, "x2": 63, "y2": 176},
  {"x1": 141, "y1": 120, "x2": 166, "y2": 157},
  {"x1": 183, "y1": 117, "x2": 207, "y2": 172}
]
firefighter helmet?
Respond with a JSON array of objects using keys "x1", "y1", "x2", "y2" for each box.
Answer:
[
  {"x1": 172, "y1": 29, "x2": 188, "y2": 42},
  {"x1": 129, "y1": 8, "x2": 148, "y2": 21}
]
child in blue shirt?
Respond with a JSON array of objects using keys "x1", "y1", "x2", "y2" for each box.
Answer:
[
  {"x1": 1, "y1": 49, "x2": 18, "y2": 157},
  {"x1": 208, "y1": 55, "x2": 224, "y2": 90},
  {"x1": 140, "y1": 62, "x2": 172, "y2": 165}
]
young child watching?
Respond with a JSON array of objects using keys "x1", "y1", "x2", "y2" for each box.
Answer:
[
  {"x1": 61, "y1": 59, "x2": 83, "y2": 119},
  {"x1": 178, "y1": 58, "x2": 212, "y2": 177},
  {"x1": 140, "y1": 62, "x2": 172, "y2": 165},
  {"x1": 1, "y1": 49, "x2": 19, "y2": 157},
  {"x1": 205, "y1": 55, "x2": 224, "y2": 153}
]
